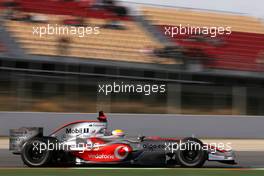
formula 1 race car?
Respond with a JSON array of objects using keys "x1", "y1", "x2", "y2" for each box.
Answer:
[{"x1": 9, "y1": 120, "x2": 236, "y2": 167}]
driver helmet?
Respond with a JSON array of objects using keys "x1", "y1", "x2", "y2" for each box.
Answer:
[
  {"x1": 112, "y1": 129, "x2": 125, "y2": 137},
  {"x1": 98, "y1": 111, "x2": 107, "y2": 122}
]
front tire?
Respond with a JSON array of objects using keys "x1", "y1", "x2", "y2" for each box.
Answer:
[
  {"x1": 176, "y1": 137, "x2": 207, "y2": 167},
  {"x1": 21, "y1": 137, "x2": 52, "y2": 167}
]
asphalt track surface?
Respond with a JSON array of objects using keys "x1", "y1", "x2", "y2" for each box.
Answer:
[
  {"x1": 0, "y1": 149, "x2": 263, "y2": 168},
  {"x1": 1, "y1": 112, "x2": 264, "y2": 138}
]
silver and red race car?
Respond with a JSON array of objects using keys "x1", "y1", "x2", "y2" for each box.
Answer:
[{"x1": 9, "y1": 120, "x2": 236, "y2": 167}]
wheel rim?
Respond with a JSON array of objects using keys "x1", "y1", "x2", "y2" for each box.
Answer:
[
  {"x1": 181, "y1": 149, "x2": 200, "y2": 163},
  {"x1": 179, "y1": 142, "x2": 203, "y2": 164},
  {"x1": 25, "y1": 141, "x2": 47, "y2": 164}
]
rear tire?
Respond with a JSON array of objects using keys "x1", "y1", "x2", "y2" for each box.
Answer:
[
  {"x1": 176, "y1": 137, "x2": 207, "y2": 167},
  {"x1": 21, "y1": 137, "x2": 52, "y2": 167}
]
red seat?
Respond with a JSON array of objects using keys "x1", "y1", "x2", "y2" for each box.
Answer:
[
  {"x1": 160, "y1": 25, "x2": 264, "y2": 72},
  {"x1": 1, "y1": 0, "x2": 130, "y2": 20}
]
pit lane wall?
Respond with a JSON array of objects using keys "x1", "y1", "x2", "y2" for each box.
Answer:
[{"x1": 0, "y1": 112, "x2": 264, "y2": 138}]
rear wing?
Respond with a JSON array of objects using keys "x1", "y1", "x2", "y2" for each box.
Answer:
[{"x1": 9, "y1": 127, "x2": 43, "y2": 154}]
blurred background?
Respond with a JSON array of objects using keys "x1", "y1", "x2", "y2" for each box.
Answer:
[{"x1": 0, "y1": 0, "x2": 264, "y2": 115}]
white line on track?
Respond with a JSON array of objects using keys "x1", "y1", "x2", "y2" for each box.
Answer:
[{"x1": 250, "y1": 168, "x2": 264, "y2": 170}]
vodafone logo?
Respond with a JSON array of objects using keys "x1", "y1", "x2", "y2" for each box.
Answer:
[
  {"x1": 114, "y1": 146, "x2": 130, "y2": 160},
  {"x1": 88, "y1": 154, "x2": 115, "y2": 159},
  {"x1": 73, "y1": 144, "x2": 132, "y2": 162}
]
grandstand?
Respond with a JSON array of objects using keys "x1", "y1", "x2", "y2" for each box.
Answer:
[
  {"x1": 2, "y1": 1, "x2": 264, "y2": 69},
  {"x1": 142, "y1": 6, "x2": 264, "y2": 71},
  {"x1": 0, "y1": 1, "x2": 264, "y2": 115},
  {"x1": 1, "y1": 0, "x2": 179, "y2": 64},
  {"x1": 1, "y1": 0, "x2": 129, "y2": 20},
  {"x1": 142, "y1": 6, "x2": 264, "y2": 33},
  {"x1": 5, "y1": 17, "x2": 174, "y2": 64}
]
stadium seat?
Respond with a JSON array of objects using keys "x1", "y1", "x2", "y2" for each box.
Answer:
[
  {"x1": 142, "y1": 6, "x2": 264, "y2": 34},
  {"x1": 141, "y1": 6, "x2": 264, "y2": 71},
  {"x1": 4, "y1": 15, "x2": 179, "y2": 64}
]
